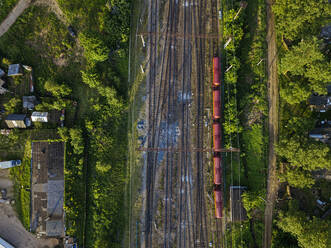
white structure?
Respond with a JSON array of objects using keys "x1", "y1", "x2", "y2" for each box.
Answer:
[
  {"x1": 0, "y1": 237, "x2": 15, "y2": 248},
  {"x1": 0, "y1": 160, "x2": 21, "y2": 169},
  {"x1": 31, "y1": 112, "x2": 48, "y2": 122}
]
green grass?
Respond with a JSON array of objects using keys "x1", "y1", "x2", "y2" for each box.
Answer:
[
  {"x1": 10, "y1": 140, "x2": 31, "y2": 230},
  {"x1": 242, "y1": 124, "x2": 266, "y2": 191}
]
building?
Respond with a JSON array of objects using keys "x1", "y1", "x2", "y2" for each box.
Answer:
[
  {"x1": 309, "y1": 95, "x2": 331, "y2": 112},
  {"x1": 0, "y1": 237, "x2": 15, "y2": 248},
  {"x1": 309, "y1": 127, "x2": 331, "y2": 145},
  {"x1": 0, "y1": 160, "x2": 21, "y2": 169},
  {"x1": 7, "y1": 64, "x2": 23, "y2": 77},
  {"x1": 31, "y1": 112, "x2": 48, "y2": 122},
  {"x1": 309, "y1": 85, "x2": 331, "y2": 112},
  {"x1": 5, "y1": 114, "x2": 30, "y2": 128},
  {"x1": 23, "y1": 96, "x2": 37, "y2": 110},
  {"x1": 31, "y1": 142, "x2": 65, "y2": 238},
  {"x1": 229, "y1": 186, "x2": 247, "y2": 222}
]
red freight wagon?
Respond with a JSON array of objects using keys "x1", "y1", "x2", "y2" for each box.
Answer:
[
  {"x1": 214, "y1": 188, "x2": 223, "y2": 218},
  {"x1": 213, "y1": 88, "x2": 221, "y2": 119},
  {"x1": 213, "y1": 122, "x2": 221, "y2": 151},
  {"x1": 213, "y1": 155, "x2": 222, "y2": 185},
  {"x1": 213, "y1": 57, "x2": 220, "y2": 86}
]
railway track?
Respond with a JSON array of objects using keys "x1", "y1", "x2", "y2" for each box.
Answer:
[{"x1": 139, "y1": 0, "x2": 221, "y2": 247}]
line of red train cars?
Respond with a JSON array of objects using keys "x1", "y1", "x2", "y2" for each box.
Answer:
[{"x1": 212, "y1": 57, "x2": 223, "y2": 219}]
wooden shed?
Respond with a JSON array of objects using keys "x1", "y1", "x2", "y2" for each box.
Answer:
[{"x1": 230, "y1": 186, "x2": 247, "y2": 222}]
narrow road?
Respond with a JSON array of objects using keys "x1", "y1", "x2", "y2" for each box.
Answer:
[
  {"x1": 0, "y1": 0, "x2": 33, "y2": 38},
  {"x1": 263, "y1": 0, "x2": 279, "y2": 247}
]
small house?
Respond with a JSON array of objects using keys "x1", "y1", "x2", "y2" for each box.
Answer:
[
  {"x1": 23, "y1": 96, "x2": 37, "y2": 110},
  {"x1": 31, "y1": 112, "x2": 48, "y2": 122},
  {"x1": 5, "y1": 114, "x2": 30, "y2": 128},
  {"x1": 8, "y1": 64, "x2": 23, "y2": 77},
  {"x1": 230, "y1": 186, "x2": 247, "y2": 222},
  {"x1": 309, "y1": 127, "x2": 331, "y2": 145},
  {"x1": 309, "y1": 95, "x2": 331, "y2": 112}
]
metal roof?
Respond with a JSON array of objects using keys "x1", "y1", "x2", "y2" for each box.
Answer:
[
  {"x1": 230, "y1": 186, "x2": 247, "y2": 222},
  {"x1": 5, "y1": 114, "x2": 26, "y2": 121},
  {"x1": 0, "y1": 237, "x2": 15, "y2": 248},
  {"x1": 7, "y1": 64, "x2": 23, "y2": 76}
]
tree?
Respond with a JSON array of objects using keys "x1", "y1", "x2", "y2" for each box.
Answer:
[
  {"x1": 44, "y1": 80, "x2": 72, "y2": 98},
  {"x1": 4, "y1": 97, "x2": 21, "y2": 114},
  {"x1": 273, "y1": 0, "x2": 330, "y2": 40},
  {"x1": 69, "y1": 128, "x2": 84, "y2": 155},
  {"x1": 81, "y1": 69, "x2": 101, "y2": 88},
  {"x1": 242, "y1": 190, "x2": 265, "y2": 218},
  {"x1": 279, "y1": 168, "x2": 315, "y2": 189},
  {"x1": 79, "y1": 32, "x2": 109, "y2": 62},
  {"x1": 279, "y1": 38, "x2": 331, "y2": 104},
  {"x1": 277, "y1": 209, "x2": 331, "y2": 248},
  {"x1": 277, "y1": 136, "x2": 331, "y2": 188},
  {"x1": 277, "y1": 137, "x2": 331, "y2": 171}
]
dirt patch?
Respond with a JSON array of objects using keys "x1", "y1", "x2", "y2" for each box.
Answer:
[
  {"x1": 33, "y1": 0, "x2": 68, "y2": 25},
  {"x1": 0, "y1": 204, "x2": 59, "y2": 248},
  {"x1": 263, "y1": 0, "x2": 280, "y2": 247}
]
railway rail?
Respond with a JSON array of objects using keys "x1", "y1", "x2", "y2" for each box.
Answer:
[{"x1": 131, "y1": 0, "x2": 225, "y2": 247}]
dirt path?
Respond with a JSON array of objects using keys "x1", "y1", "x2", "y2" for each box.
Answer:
[
  {"x1": 0, "y1": 0, "x2": 67, "y2": 39},
  {"x1": 0, "y1": 0, "x2": 32, "y2": 38},
  {"x1": 0, "y1": 204, "x2": 59, "y2": 248},
  {"x1": 263, "y1": 0, "x2": 279, "y2": 248}
]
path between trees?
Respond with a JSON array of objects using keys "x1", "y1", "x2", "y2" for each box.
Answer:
[
  {"x1": 263, "y1": 0, "x2": 280, "y2": 247},
  {"x1": 0, "y1": 0, "x2": 32, "y2": 38}
]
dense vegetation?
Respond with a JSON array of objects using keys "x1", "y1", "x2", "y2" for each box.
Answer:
[
  {"x1": 222, "y1": 0, "x2": 331, "y2": 247},
  {"x1": 0, "y1": 0, "x2": 130, "y2": 246}
]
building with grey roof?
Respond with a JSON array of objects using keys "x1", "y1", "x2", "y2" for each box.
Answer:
[
  {"x1": 31, "y1": 142, "x2": 65, "y2": 238},
  {"x1": 7, "y1": 64, "x2": 23, "y2": 77},
  {"x1": 230, "y1": 186, "x2": 248, "y2": 222},
  {"x1": 5, "y1": 114, "x2": 29, "y2": 128},
  {"x1": 23, "y1": 96, "x2": 37, "y2": 110}
]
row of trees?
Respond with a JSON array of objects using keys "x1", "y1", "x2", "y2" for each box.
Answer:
[
  {"x1": 275, "y1": 0, "x2": 331, "y2": 189},
  {"x1": 273, "y1": 1, "x2": 331, "y2": 248},
  {"x1": 55, "y1": 0, "x2": 131, "y2": 247}
]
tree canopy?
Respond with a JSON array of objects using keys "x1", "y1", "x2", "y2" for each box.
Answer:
[
  {"x1": 79, "y1": 32, "x2": 110, "y2": 62},
  {"x1": 278, "y1": 208, "x2": 331, "y2": 248},
  {"x1": 279, "y1": 37, "x2": 330, "y2": 104},
  {"x1": 273, "y1": 0, "x2": 330, "y2": 40}
]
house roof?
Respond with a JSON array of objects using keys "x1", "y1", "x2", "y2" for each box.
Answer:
[
  {"x1": 230, "y1": 186, "x2": 247, "y2": 222},
  {"x1": 6, "y1": 114, "x2": 26, "y2": 121},
  {"x1": 0, "y1": 237, "x2": 15, "y2": 248},
  {"x1": 23, "y1": 96, "x2": 37, "y2": 109},
  {"x1": 7, "y1": 64, "x2": 23, "y2": 76},
  {"x1": 327, "y1": 85, "x2": 331, "y2": 94},
  {"x1": 309, "y1": 95, "x2": 329, "y2": 106}
]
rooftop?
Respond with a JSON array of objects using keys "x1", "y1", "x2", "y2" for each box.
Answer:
[
  {"x1": 7, "y1": 64, "x2": 23, "y2": 77},
  {"x1": 6, "y1": 114, "x2": 26, "y2": 121},
  {"x1": 30, "y1": 142, "x2": 65, "y2": 238},
  {"x1": 230, "y1": 186, "x2": 247, "y2": 222}
]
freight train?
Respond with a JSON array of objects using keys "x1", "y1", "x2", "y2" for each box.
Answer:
[{"x1": 212, "y1": 57, "x2": 223, "y2": 219}]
